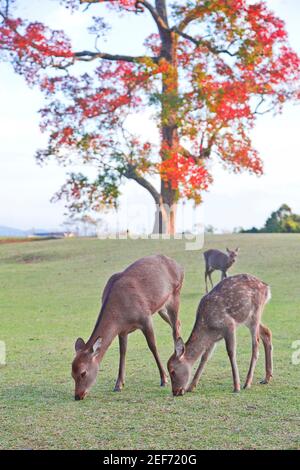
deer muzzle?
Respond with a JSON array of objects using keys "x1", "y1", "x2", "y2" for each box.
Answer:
[
  {"x1": 173, "y1": 388, "x2": 185, "y2": 397},
  {"x1": 74, "y1": 391, "x2": 87, "y2": 401}
]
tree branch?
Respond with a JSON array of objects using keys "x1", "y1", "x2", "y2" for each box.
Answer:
[
  {"x1": 79, "y1": 0, "x2": 169, "y2": 31},
  {"x1": 124, "y1": 164, "x2": 160, "y2": 204},
  {"x1": 177, "y1": 5, "x2": 205, "y2": 32},
  {"x1": 173, "y1": 28, "x2": 238, "y2": 57},
  {"x1": 74, "y1": 50, "x2": 158, "y2": 63},
  {"x1": 253, "y1": 96, "x2": 275, "y2": 115},
  {"x1": 136, "y1": 1, "x2": 169, "y2": 31},
  {"x1": 155, "y1": 0, "x2": 168, "y2": 25},
  {"x1": 80, "y1": 0, "x2": 110, "y2": 4}
]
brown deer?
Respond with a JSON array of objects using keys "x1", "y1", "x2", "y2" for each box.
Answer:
[
  {"x1": 71, "y1": 254, "x2": 184, "y2": 400},
  {"x1": 204, "y1": 248, "x2": 239, "y2": 293},
  {"x1": 167, "y1": 274, "x2": 273, "y2": 396}
]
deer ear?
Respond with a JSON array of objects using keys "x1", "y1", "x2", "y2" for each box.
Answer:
[
  {"x1": 226, "y1": 247, "x2": 230, "y2": 253},
  {"x1": 75, "y1": 337, "x2": 85, "y2": 353},
  {"x1": 175, "y1": 337, "x2": 185, "y2": 359},
  {"x1": 236, "y1": 247, "x2": 240, "y2": 252},
  {"x1": 92, "y1": 337, "x2": 102, "y2": 356}
]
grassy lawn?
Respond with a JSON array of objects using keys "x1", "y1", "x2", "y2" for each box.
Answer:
[{"x1": 0, "y1": 234, "x2": 299, "y2": 450}]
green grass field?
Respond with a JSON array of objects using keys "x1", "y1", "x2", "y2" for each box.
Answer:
[{"x1": 0, "y1": 234, "x2": 299, "y2": 450}]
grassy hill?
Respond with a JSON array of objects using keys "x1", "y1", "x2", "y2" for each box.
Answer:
[{"x1": 0, "y1": 234, "x2": 299, "y2": 449}]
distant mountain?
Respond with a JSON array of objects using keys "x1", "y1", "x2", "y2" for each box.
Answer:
[
  {"x1": 0, "y1": 226, "x2": 27, "y2": 237},
  {"x1": 0, "y1": 226, "x2": 61, "y2": 237}
]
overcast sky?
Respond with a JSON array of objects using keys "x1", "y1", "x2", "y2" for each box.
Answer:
[{"x1": 0, "y1": 0, "x2": 299, "y2": 232}]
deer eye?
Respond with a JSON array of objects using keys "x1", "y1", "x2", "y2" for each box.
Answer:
[{"x1": 81, "y1": 371, "x2": 87, "y2": 378}]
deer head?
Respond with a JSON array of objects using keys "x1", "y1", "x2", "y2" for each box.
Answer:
[
  {"x1": 167, "y1": 338, "x2": 192, "y2": 396},
  {"x1": 71, "y1": 337, "x2": 102, "y2": 400},
  {"x1": 226, "y1": 247, "x2": 239, "y2": 264}
]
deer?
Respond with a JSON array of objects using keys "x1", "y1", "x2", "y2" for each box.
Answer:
[
  {"x1": 204, "y1": 247, "x2": 239, "y2": 293},
  {"x1": 71, "y1": 254, "x2": 184, "y2": 400},
  {"x1": 167, "y1": 274, "x2": 273, "y2": 396}
]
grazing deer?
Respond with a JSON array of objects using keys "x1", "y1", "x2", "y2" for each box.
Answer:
[
  {"x1": 72, "y1": 254, "x2": 184, "y2": 400},
  {"x1": 204, "y1": 248, "x2": 239, "y2": 293},
  {"x1": 167, "y1": 274, "x2": 273, "y2": 396}
]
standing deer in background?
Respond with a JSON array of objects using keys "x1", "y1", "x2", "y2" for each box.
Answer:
[
  {"x1": 204, "y1": 248, "x2": 239, "y2": 293},
  {"x1": 72, "y1": 254, "x2": 184, "y2": 400},
  {"x1": 168, "y1": 274, "x2": 273, "y2": 396}
]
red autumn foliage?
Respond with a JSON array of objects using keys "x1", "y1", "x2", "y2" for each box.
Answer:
[{"x1": 0, "y1": 13, "x2": 73, "y2": 83}]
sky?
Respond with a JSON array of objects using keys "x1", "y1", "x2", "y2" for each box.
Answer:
[{"x1": 0, "y1": 0, "x2": 299, "y2": 233}]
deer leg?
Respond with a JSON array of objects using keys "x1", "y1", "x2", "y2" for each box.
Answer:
[
  {"x1": 221, "y1": 271, "x2": 227, "y2": 281},
  {"x1": 243, "y1": 325, "x2": 260, "y2": 389},
  {"x1": 224, "y1": 328, "x2": 240, "y2": 393},
  {"x1": 166, "y1": 293, "x2": 181, "y2": 342},
  {"x1": 208, "y1": 269, "x2": 214, "y2": 289},
  {"x1": 142, "y1": 318, "x2": 168, "y2": 387},
  {"x1": 205, "y1": 270, "x2": 209, "y2": 293},
  {"x1": 114, "y1": 334, "x2": 128, "y2": 392},
  {"x1": 158, "y1": 308, "x2": 172, "y2": 327},
  {"x1": 259, "y1": 323, "x2": 273, "y2": 384},
  {"x1": 167, "y1": 310, "x2": 181, "y2": 342},
  {"x1": 187, "y1": 344, "x2": 215, "y2": 392},
  {"x1": 159, "y1": 306, "x2": 181, "y2": 344}
]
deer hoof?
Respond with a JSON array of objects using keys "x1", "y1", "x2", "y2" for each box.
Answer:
[
  {"x1": 233, "y1": 387, "x2": 240, "y2": 393},
  {"x1": 243, "y1": 383, "x2": 251, "y2": 390},
  {"x1": 113, "y1": 383, "x2": 123, "y2": 392},
  {"x1": 260, "y1": 378, "x2": 269, "y2": 385}
]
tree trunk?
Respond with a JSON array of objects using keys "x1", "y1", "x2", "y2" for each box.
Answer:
[
  {"x1": 152, "y1": 194, "x2": 177, "y2": 235},
  {"x1": 122, "y1": 2, "x2": 179, "y2": 236},
  {"x1": 157, "y1": 22, "x2": 179, "y2": 235}
]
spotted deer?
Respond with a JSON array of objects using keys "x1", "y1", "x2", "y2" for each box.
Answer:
[
  {"x1": 168, "y1": 274, "x2": 273, "y2": 396},
  {"x1": 72, "y1": 254, "x2": 184, "y2": 400},
  {"x1": 204, "y1": 248, "x2": 239, "y2": 293}
]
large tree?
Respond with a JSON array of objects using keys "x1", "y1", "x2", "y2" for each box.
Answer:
[{"x1": 1, "y1": 0, "x2": 299, "y2": 233}]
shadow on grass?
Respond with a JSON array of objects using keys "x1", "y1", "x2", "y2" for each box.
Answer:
[
  {"x1": 0, "y1": 371, "x2": 250, "y2": 409},
  {"x1": 0, "y1": 379, "x2": 175, "y2": 408}
]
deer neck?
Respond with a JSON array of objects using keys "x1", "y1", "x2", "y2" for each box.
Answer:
[
  {"x1": 86, "y1": 309, "x2": 119, "y2": 364},
  {"x1": 184, "y1": 322, "x2": 211, "y2": 366}
]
